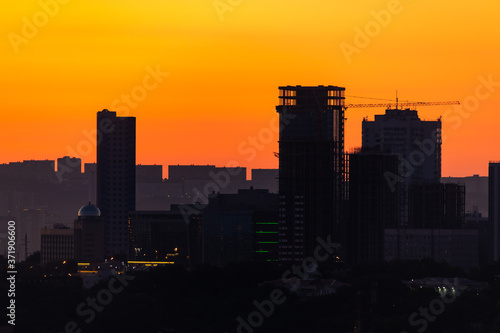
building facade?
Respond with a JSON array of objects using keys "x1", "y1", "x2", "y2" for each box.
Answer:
[
  {"x1": 57, "y1": 156, "x2": 82, "y2": 181},
  {"x1": 251, "y1": 169, "x2": 278, "y2": 193},
  {"x1": 353, "y1": 108, "x2": 465, "y2": 266},
  {"x1": 442, "y1": 175, "x2": 488, "y2": 217},
  {"x1": 347, "y1": 152, "x2": 399, "y2": 264},
  {"x1": 277, "y1": 85, "x2": 345, "y2": 262},
  {"x1": 407, "y1": 183, "x2": 465, "y2": 229},
  {"x1": 136, "y1": 164, "x2": 163, "y2": 183},
  {"x1": 489, "y1": 162, "x2": 500, "y2": 262},
  {"x1": 128, "y1": 206, "x2": 203, "y2": 267},
  {"x1": 202, "y1": 188, "x2": 279, "y2": 266},
  {"x1": 96, "y1": 109, "x2": 136, "y2": 259},
  {"x1": 384, "y1": 228, "x2": 478, "y2": 270},
  {"x1": 362, "y1": 108, "x2": 441, "y2": 185},
  {"x1": 41, "y1": 226, "x2": 74, "y2": 265}
]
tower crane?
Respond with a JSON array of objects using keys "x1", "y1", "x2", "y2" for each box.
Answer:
[
  {"x1": 344, "y1": 100, "x2": 460, "y2": 110},
  {"x1": 273, "y1": 96, "x2": 460, "y2": 158}
]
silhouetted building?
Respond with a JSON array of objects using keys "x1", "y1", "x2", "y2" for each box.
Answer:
[
  {"x1": 408, "y1": 183, "x2": 465, "y2": 229},
  {"x1": 351, "y1": 108, "x2": 463, "y2": 265},
  {"x1": 96, "y1": 109, "x2": 136, "y2": 259},
  {"x1": 442, "y1": 175, "x2": 488, "y2": 217},
  {"x1": 384, "y1": 228, "x2": 478, "y2": 270},
  {"x1": 362, "y1": 108, "x2": 441, "y2": 185},
  {"x1": 202, "y1": 188, "x2": 279, "y2": 266},
  {"x1": 128, "y1": 205, "x2": 203, "y2": 267},
  {"x1": 18, "y1": 208, "x2": 47, "y2": 261},
  {"x1": 134, "y1": 166, "x2": 277, "y2": 211},
  {"x1": 168, "y1": 165, "x2": 246, "y2": 182},
  {"x1": 167, "y1": 164, "x2": 248, "y2": 203},
  {"x1": 277, "y1": 85, "x2": 345, "y2": 262},
  {"x1": 0, "y1": 160, "x2": 56, "y2": 182},
  {"x1": 136, "y1": 164, "x2": 163, "y2": 183},
  {"x1": 57, "y1": 156, "x2": 82, "y2": 181},
  {"x1": 251, "y1": 169, "x2": 278, "y2": 193},
  {"x1": 252, "y1": 169, "x2": 278, "y2": 182},
  {"x1": 348, "y1": 152, "x2": 399, "y2": 264},
  {"x1": 489, "y1": 162, "x2": 500, "y2": 262},
  {"x1": 464, "y1": 212, "x2": 490, "y2": 266},
  {"x1": 74, "y1": 202, "x2": 105, "y2": 262},
  {"x1": 0, "y1": 191, "x2": 35, "y2": 217},
  {"x1": 41, "y1": 225, "x2": 74, "y2": 265},
  {"x1": 84, "y1": 163, "x2": 97, "y2": 204}
]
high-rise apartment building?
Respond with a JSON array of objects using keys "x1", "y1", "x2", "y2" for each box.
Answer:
[
  {"x1": 352, "y1": 108, "x2": 464, "y2": 265},
  {"x1": 362, "y1": 108, "x2": 441, "y2": 185},
  {"x1": 96, "y1": 109, "x2": 136, "y2": 258}
]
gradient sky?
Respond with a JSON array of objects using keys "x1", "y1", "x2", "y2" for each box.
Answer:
[{"x1": 1, "y1": 0, "x2": 499, "y2": 178}]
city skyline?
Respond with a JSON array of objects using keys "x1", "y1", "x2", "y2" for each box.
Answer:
[
  {"x1": 3, "y1": 2, "x2": 500, "y2": 332},
  {"x1": 1, "y1": 1, "x2": 500, "y2": 177}
]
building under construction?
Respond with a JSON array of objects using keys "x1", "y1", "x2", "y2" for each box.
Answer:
[{"x1": 276, "y1": 85, "x2": 345, "y2": 263}]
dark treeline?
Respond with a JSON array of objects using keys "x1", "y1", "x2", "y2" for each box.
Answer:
[{"x1": 2, "y1": 257, "x2": 500, "y2": 333}]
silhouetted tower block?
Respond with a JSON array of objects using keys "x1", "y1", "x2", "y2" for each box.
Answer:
[
  {"x1": 96, "y1": 109, "x2": 136, "y2": 259},
  {"x1": 276, "y1": 86, "x2": 345, "y2": 263}
]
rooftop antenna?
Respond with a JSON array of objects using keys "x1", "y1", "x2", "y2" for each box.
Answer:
[{"x1": 396, "y1": 90, "x2": 398, "y2": 110}]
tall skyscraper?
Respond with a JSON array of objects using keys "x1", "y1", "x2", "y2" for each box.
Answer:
[
  {"x1": 96, "y1": 109, "x2": 136, "y2": 258},
  {"x1": 488, "y1": 162, "x2": 500, "y2": 262},
  {"x1": 276, "y1": 85, "x2": 345, "y2": 262}
]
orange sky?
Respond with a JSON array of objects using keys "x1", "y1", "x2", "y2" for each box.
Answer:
[{"x1": 1, "y1": 0, "x2": 499, "y2": 178}]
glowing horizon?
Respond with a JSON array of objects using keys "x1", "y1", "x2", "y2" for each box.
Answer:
[{"x1": 1, "y1": 0, "x2": 499, "y2": 177}]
